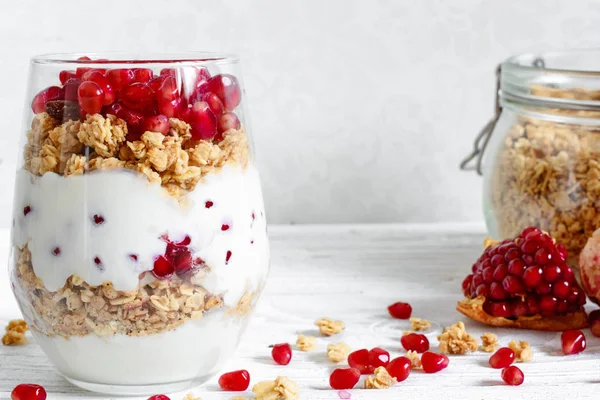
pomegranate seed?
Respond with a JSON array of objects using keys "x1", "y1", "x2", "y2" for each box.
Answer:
[
  {"x1": 153, "y1": 255, "x2": 174, "y2": 278},
  {"x1": 172, "y1": 249, "x2": 193, "y2": 275},
  {"x1": 133, "y1": 68, "x2": 154, "y2": 83},
  {"x1": 501, "y1": 366, "x2": 524, "y2": 386},
  {"x1": 202, "y1": 92, "x2": 224, "y2": 115},
  {"x1": 505, "y1": 247, "x2": 522, "y2": 261},
  {"x1": 143, "y1": 115, "x2": 170, "y2": 134},
  {"x1": 92, "y1": 214, "x2": 105, "y2": 225},
  {"x1": 556, "y1": 243, "x2": 568, "y2": 260},
  {"x1": 348, "y1": 349, "x2": 374, "y2": 374},
  {"x1": 121, "y1": 83, "x2": 156, "y2": 112},
  {"x1": 368, "y1": 347, "x2": 390, "y2": 368},
  {"x1": 543, "y1": 265, "x2": 561, "y2": 282},
  {"x1": 535, "y1": 248, "x2": 551, "y2": 264},
  {"x1": 553, "y1": 280, "x2": 570, "y2": 299},
  {"x1": 511, "y1": 299, "x2": 528, "y2": 317},
  {"x1": 521, "y1": 227, "x2": 541, "y2": 237},
  {"x1": 523, "y1": 266, "x2": 543, "y2": 288},
  {"x1": 489, "y1": 347, "x2": 515, "y2": 368},
  {"x1": 53, "y1": 247, "x2": 61, "y2": 256},
  {"x1": 81, "y1": 70, "x2": 115, "y2": 105},
  {"x1": 475, "y1": 284, "x2": 489, "y2": 297},
  {"x1": 561, "y1": 330, "x2": 586, "y2": 355},
  {"x1": 271, "y1": 343, "x2": 292, "y2": 365},
  {"x1": 589, "y1": 309, "x2": 600, "y2": 322},
  {"x1": 218, "y1": 112, "x2": 241, "y2": 134},
  {"x1": 189, "y1": 101, "x2": 217, "y2": 140},
  {"x1": 31, "y1": 86, "x2": 64, "y2": 113},
  {"x1": 521, "y1": 238, "x2": 540, "y2": 254},
  {"x1": 536, "y1": 282, "x2": 552, "y2": 295},
  {"x1": 329, "y1": 368, "x2": 360, "y2": 390},
  {"x1": 149, "y1": 75, "x2": 168, "y2": 92},
  {"x1": 176, "y1": 235, "x2": 192, "y2": 246},
  {"x1": 129, "y1": 254, "x2": 138, "y2": 261},
  {"x1": 386, "y1": 356, "x2": 411, "y2": 382},
  {"x1": 221, "y1": 224, "x2": 230, "y2": 231},
  {"x1": 421, "y1": 351, "x2": 449, "y2": 373},
  {"x1": 561, "y1": 266, "x2": 574, "y2": 281},
  {"x1": 104, "y1": 102, "x2": 144, "y2": 139},
  {"x1": 59, "y1": 70, "x2": 77, "y2": 84},
  {"x1": 493, "y1": 264, "x2": 508, "y2": 281},
  {"x1": 484, "y1": 301, "x2": 512, "y2": 318},
  {"x1": 526, "y1": 295, "x2": 541, "y2": 314},
  {"x1": 106, "y1": 69, "x2": 135, "y2": 91},
  {"x1": 387, "y1": 301, "x2": 412, "y2": 319},
  {"x1": 206, "y1": 74, "x2": 241, "y2": 110},
  {"x1": 462, "y1": 274, "x2": 473, "y2": 294},
  {"x1": 400, "y1": 333, "x2": 429, "y2": 353},
  {"x1": 507, "y1": 259, "x2": 526, "y2": 276},
  {"x1": 591, "y1": 319, "x2": 600, "y2": 337},
  {"x1": 502, "y1": 276, "x2": 525, "y2": 294},
  {"x1": 63, "y1": 78, "x2": 82, "y2": 102},
  {"x1": 11, "y1": 384, "x2": 47, "y2": 400},
  {"x1": 539, "y1": 295, "x2": 558, "y2": 314},
  {"x1": 218, "y1": 369, "x2": 250, "y2": 391},
  {"x1": 491, "y1": 254, "x2": 504, "y2": 267},
  {"x1": 23, "y1": 206, "x2": 31, "y2": 216},
  {"x1": 205, "y1": 200, "x2": 214, "y2": 208},
  {"x1": 147, "y1": 396, "x2": 170, "y2": 400},
  {"x1": 78, "y1": 81, "x2": 104, "y2": 114},
  {"x1": 226, "y1": 250, "x2": 232, "y2": 263},
  {"x1": 482, "y1": 267, "x2": 494, "y2": 284},
  {"x1": 489, "y1": 281, "x2": 507, "y2": 300},
  {"x1": 473, "y1": 274, "x2": 484, "y2": 287}
]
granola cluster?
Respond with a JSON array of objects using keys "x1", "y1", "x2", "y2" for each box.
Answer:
[
  {"x1": 326, "y1": 342, "x2": 351, "y2": 363},
  {"x1": 252, "y1": 376, "x2": 299, "y2": 400},
  {"x1": 480, "y1": 332, "x2": 499, "y2": 352},
  {"x1": 410, "y1": 317, "x2": 430, "y2": 331},
  {"x1": 2, "y1": 319, "x2": 29, "y2": 346},
  {"x1": 508, "y1": 339, "x2": 533, "y2": 362},
  {"x1": 364, "y1": 367, "x2": 397, "y2": 389},
  {"x1": 314, "y1": 317, "x2": 344, "y2": 336},
  {"x1": 490, "y1": 85, "x2": 600, "y2": 263},
  {"x1": 438, "y1": 321, "x2": 478, "y2": 355},
  {"x1": 295, "y1": 334, "x2": 316, "y2": 351},
  {"x1": 13, "y1": 245, "x2": 255, "y2": 338},
  {"x1": 24, "y1": 113, "x2": 250, "y2": 199}
]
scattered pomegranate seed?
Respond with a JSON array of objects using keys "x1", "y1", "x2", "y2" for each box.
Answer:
[
  {"x1": 152, "y1": 255, "x2": 174, "y2": 278},
  {"x1": 217, "y1": 112, "x2": 241, "y2": 134},
  {"x1": 106, "y1": 69, "x2": 135, "y2": 91},
  {"x1": 401, "y1": 333, "x2": 430, "y2": 353},
  {"x1": 348, "y1": 349, "x2": 374, "y2": 374},
  {"x1": 388, "y1": 301, "x2": 412, "y2": 319},
  {"x1": 271, "y1": 343, "x2": 292, "y2": 365},
  {"x1": 226, "y1": 250, "x2": 232, "y2": 263},
  {"x1": 218, "y1": 369, "x2": 250, "y2": 391},
  {"x1": 121, "y1": 83, "x2": 157, "y2": 113},
  {"x1": 501, "y1": 365, "x2": 524, "y2": 386},
  {"x1": 561, "y1": 329, "x2": 586, "y2": 355},
  {"x1": 202, "y1": 92, "x2": 224, "y2": 115},
  {"x1": 59, "y1": 70, "x2": 77, "y2": 84},
  {"x1": 52, "y1": 247, "x2": 61, "y2": 256},
  {"x1": 420, "y1": 351, "x2": 449, "y2": 373},
  {"x1": 329, "y1": 368, "x2": 360, "y2": 390},
  {"x1": 78, "y1": 81, "x2": 104, "y2": 114},
  {"x1": 129, "y1": 254, "x2": 138, "y2": 261},
  {"x1": 81, "y1": 70, "x2": 115, "y2": 105},
  {"x1": 189, "y1": 101, "x2": 217, "y2": 140},
  {"x1": 147, "y1": 396, "x2": 170, "y2": 400},
  {"x1": 489, "y1": 347, "x2": 515, "y2": 369},
  {"x1": 143, "y1": 115, "x2": 170, "y2": 134},
  {"x1": 11, "y1": 384, "x2": 47, "y2": 400},
  {"x1": 133, "y1": 68, "x2": 154, "y2": 83},
  {"x1": 386, "y1": 356, "x2": 411, "y2": 382},
  {"x1": 172, "y1": 248, "x2": 193, "y2": 275},
  {"x1": 176, "y1": 235, "x2": 192, "y2": 246},
  {"x1": 205, "y1": 200, "x2": 214, "y2": 208},
  {"x1": 31, "y1": 86, "x2": 64, "y2": 113},
  {"x1": 23, "y1": 206, "x2": 31, "y2": 216},
  {"x1": 206, "y1": 74, "x2": 241, "y2": 110},
  {"x1": 367, "y1": 347, "x2": 390, "y2": 368},
  {"x1": 92, "y1": 214, "x2": 105, "y2": 225},
  {"x1": 221, "y1": 224, "x2": 230, "y2": 231}
]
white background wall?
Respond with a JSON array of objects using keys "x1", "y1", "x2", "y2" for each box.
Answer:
[{"x1": 1, "y1": 0, "x2": 600, "y2": 226}]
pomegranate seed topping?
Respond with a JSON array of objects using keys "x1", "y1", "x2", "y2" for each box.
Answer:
[
  {"x1": 121, "y1": 83, "x2": 156, "y2": 112},
  {"x1": 386, "y1": 356, "x2": 411, "y2": 382},
  {"x1": 63, "y1": 78, "x2": 82, "y2": 102},
  {"x1": 133, "y1": 68, "x2": 154, "y2": 83},
  {"x1": 271, "y1": 343, "x2": 292, "y2": 365},
  {"x1": 92, "y1": 214, "x2": 105, "y2": 225},
  {"x1": 153, "y1": 255, "x2": 174, "y2": 278},
  {"x1": 189, "y1": 101, "x2": 217, "y2": 140},
  {"x1": 104, "y1": 102, "x2": 144, "y2": 139},
  {"x1": 52, "y1": 247, "x2": 61, "y2": 256},
  {"x1": 348, "y1": 349, "x2": 374, "y2": 374},
  {"x1": 489, "y1": 347, "x2": 515, "y2": 368},
  {"x1": 205, "y1": 200, "x2": 214, "y2": 208},
  {"x1": 147, "y1": 396, "x2": 170, "y2": 400},
  {"x1": 31, "y1": 86, "x2": 64, "y2": 113},
  {"x1": 206, "y1": 74, "x2": 241, "y2": 110},
  {"x1": 172, "y1": 248, "x2": 193, "y2": 275},
  {"x1": 561, "y1": 330, "x2": 586, "y2": 355},
  {"x1": 421, "y1": 351, "x2": 449, "y2": 373},
  {"x1": 23, "y1": 206, "x2": 31, "y2": 216},
  {"x1": 218, "y1": 112, "x2": 241, "y2": 134},
  {"x1": 225, "y1": 250, "x2": 232, "y2": 263},
  {"x1": 11, "y1": 384, "x2": 47, "y2": 400},
  {"x1": 329, "y1": 367, "x2": 361, "y2": 390},
  {"x1": 221, "y1": 224, "x2": 230, "y2": 231},
  {"x1": 59, "y1": 70, "x2": 77, "y2": 84},
  {"x1": 501, "y1": 365, "x2": 524, "y2": 386},
  {"x1": 143, "y1": 115, "x2": 170, "y2": 134},
  {"x1": 388, "y1": 301, "x2": 412, "y2": 319},
  {"x1": 400, "y1": 333, "x2": 429, "y2": 353},
  {"x1": 148, "y1": 75, "x2": 168, "y2": 92},
  {"x1": 81, "y1": 70, "x2": 115, "y2": 105},
  {"x1": 218, "y1": 369, "x2": 250, "y2": 391},
  {"x1": 202, "y1": 92, "x2": 224, "y2": 115},
  {"x1": 368, "y1": 347, "x2": 390, "y2": 368},
  {"x1": 176, "y1": 235, "x2": 191, "y2": 246},
  {"x1": 78, "y1": 81, "x2": 104, "y2": 114},
  {"x1": 106, "y1": 69, "x2": 135, "y2": 91},
  {"x1": 591, "y1": 319, "x2": 600, "y2": 337}
]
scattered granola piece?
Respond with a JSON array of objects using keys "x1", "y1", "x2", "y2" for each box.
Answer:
[
  {"x1": 403, "y1": 330, "x2": 415, "y2": 335},
  {"x1": 252, "y1": 376, "x2": 299, "y2": 400},
  {"x1": 437, "y1": 321, "x2": 478, "y2": 355},
  {"x1": 480, "y1": 332, "x2": 500, "y2": 352},
  {"x1": 2, "y1": 330, "x2": 26, "y2": 346},
  {"x1": 364, "y1": 366, "x2": 397, "y2": 389},
  {"x1": 183, "y1": 394, "x2": 201, "y2": 400},
  {"x1": 296, "y1": 334, "x2": 316, "y2": 351},
  {"x1": 6, "y1": 320, "x2": 28, "y2": 334},
  {"x1": 405, "y1": 350, "x2": 422, "y2": 368},
  {"x1": 315, "y1": 317, "x2": 344, "y2": 336},
  {"x1": 410, "y1": 317, "x2": 431, "y2": 331},
  {"x1": 508, "y1": 339, "x2": 533, "y2": 362},
  {"x1": 230, "y1": 397, "x2": 248, "y2": 400},
  {"x1": 327, "y1": 342, "x2": 351, "y2": 363}
]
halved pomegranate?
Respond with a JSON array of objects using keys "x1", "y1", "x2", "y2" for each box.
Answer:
[{"x1": 458, "y1": 227, "x2": 588, "y2": 331}]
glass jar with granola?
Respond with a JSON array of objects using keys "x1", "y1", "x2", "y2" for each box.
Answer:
[
  {"x1": 10, "y1": 53, "x2": 269, "y2": 395},
  {"x1": 462, "y1": 50, "x2": 600, "y2": 265}
]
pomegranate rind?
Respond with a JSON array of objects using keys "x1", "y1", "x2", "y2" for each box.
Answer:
[{"x1": 456, "y1": 297, "x2": 588, "y2": 331}]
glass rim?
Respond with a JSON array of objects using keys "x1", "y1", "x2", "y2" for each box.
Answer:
[
  {"x1": 504, "y1": 48, "x2": 600, "y2": 75},
  {"x1": 31, "y1": 51, "x2": 239, "y2": 65}
]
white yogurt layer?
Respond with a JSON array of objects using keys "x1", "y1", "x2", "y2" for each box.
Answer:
[
  {"x1": 12, "y1": 164, "x2": 269, "y2": 306},
  {"x1": 33, "y1": 312, "x2": 245, "y2": 385}
]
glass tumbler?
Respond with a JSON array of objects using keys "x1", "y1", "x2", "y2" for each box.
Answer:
[{"x1": 10, "y1": 53, "x2": 270, "y2": 395}]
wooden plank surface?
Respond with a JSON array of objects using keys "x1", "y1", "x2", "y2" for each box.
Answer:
[{"x1": 1, "y1": 223, "x2": 599, "y2": 400}]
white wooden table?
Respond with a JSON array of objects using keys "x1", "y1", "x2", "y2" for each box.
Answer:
[{"x1": 1, "y1": 223, "x2": 600, "y2": 400}]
